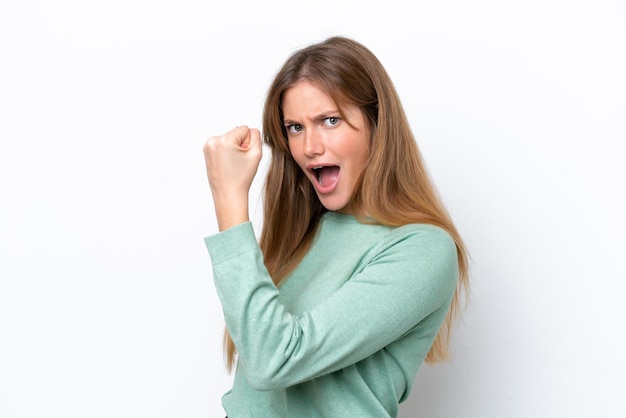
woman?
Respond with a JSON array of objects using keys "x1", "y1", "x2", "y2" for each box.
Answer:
[{"x1": 203, "y1": 36, "x2": 469, "y2": 417}]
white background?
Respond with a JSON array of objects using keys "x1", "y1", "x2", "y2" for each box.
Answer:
[{"x1": 1, "y1": 1, "x2": 624, "y2": 417}]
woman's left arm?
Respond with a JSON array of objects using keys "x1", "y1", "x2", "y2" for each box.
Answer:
[{"x1": 206, "y1": 223, "x2": 458, "y2": 390}]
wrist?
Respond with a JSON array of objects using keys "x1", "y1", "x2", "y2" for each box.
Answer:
[{"x1": 213, "y1": 195, "x2": 250, "y2": 232}]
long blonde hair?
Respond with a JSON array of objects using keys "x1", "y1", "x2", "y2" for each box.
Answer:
[{"x1": 223, "y1": 36, "x2": 469, "y2": 371}]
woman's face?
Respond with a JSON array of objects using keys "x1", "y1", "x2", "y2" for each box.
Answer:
[{"x1": 282, "y1": 81, "x2": 371, "y2": 213}]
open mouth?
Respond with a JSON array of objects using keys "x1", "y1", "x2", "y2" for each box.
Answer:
[{"x1": 311, "y1": 166, "x2": 340, "y2": 188}]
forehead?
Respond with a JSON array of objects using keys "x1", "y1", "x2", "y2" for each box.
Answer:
[
  {"x1": 282, "y1": 82, "x2": 368, "y2": 127},
  {"x1": 282, "y1": 82, "x2": 336, "y2": 115}
]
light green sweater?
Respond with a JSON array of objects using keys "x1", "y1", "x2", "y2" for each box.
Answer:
[{"x1": 205, "y1": 212, "x2": 458, "y2": 417}]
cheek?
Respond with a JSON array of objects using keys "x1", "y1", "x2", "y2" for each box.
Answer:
[
  {"x1": 354, "y1": 146, "x2": 371, "y2": 175},
  {"x1": 288, "y1": 142, "x2": 305, "y2": 168},
  {"x1": 345, "y1": 138, "x2": 370, "y2": 167},
  {"x1": 359, "y1": 133, "x2": 372, "y2": 166},
  {"x1": 287, "y1": 141, "x2": 297, "y2": 160},
  {"x1": 355, "y1": 156, "x2": 368, "y2": 175}
]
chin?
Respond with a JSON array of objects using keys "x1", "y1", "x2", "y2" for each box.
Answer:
[{"x1": 319, "y1": 198, "x2": 351, "y2": 213}]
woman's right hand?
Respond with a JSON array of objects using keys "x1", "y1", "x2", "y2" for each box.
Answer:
[{"x1": 203, "y1": 125, "x2": 263, "y2": 231}]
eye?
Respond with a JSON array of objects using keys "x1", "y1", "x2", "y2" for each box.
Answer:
[
  {"x1": 323, "y1": 117, "x2": 340, "y2": 127},
  {"x1": 286, "y1": 124, "x2": 303, "y2": 135}
]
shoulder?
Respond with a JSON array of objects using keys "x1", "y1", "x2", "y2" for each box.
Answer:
[
  {"x1": 371, "y1": 224, "x2": 459, "y2": 292},
  {"x1": 383, "y1": 223, "x2": 457, "y2": 254},
  {"x1": 358, "y1": 224, "x2": 459, "y2": 303}
]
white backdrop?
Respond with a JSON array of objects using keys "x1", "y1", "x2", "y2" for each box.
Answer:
[{"x1": 1, "y1": 1, "x2": 624, "y2": 417}]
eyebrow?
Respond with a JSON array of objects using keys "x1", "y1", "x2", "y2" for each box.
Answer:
[{"x1": 283, "y1": 110, "x2": 341, "y2": 125}]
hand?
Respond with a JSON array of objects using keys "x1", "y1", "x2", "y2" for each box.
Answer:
[{"x1": 203, "y1": 126, "x2": 263, "y2": 230}]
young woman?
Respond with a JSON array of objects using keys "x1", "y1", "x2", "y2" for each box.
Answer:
[{"x1": 203, "y1": 36, "x2": 469, "y2": 417}]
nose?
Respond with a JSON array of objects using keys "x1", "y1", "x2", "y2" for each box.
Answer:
[{"x1": 303, "y1": 129, "x2": 324, "y2": 157}]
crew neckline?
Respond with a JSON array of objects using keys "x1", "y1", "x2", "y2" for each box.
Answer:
[{"x1": 322, "y1": 211, "x2": 361, "y2": 223}]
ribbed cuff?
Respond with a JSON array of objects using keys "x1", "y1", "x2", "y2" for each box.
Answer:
[{"x1": 204, "y1": 222, "x2": 259, "y2": 265}]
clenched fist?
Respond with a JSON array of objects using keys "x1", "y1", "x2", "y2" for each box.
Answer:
[{"x1": 203, "y1": 125, "x2": 263, "y2": 231}]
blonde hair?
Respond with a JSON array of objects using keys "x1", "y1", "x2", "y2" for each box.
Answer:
[{"x1": 223, "y1": 36, "x2": 469, "y2": 371}]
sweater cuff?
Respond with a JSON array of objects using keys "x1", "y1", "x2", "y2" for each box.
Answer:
[{"x1": 204, "y1": 222, "x2": 259, "y2": 265}]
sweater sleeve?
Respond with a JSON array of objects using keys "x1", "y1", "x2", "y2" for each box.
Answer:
[{"x1": 204, "y1": 221, "x2": 458, "y2": 391}]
